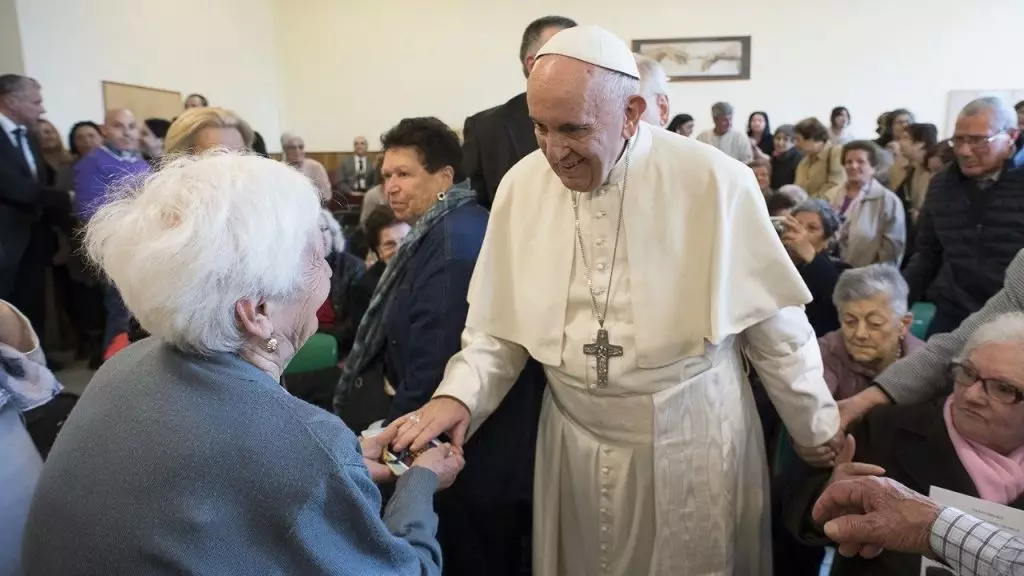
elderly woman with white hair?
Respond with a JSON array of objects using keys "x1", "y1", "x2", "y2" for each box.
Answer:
[
  {"x1": 20, "y1": 152, "x2": 463, "y2": 575},
  {"x1": 786, "y1": 311, "x2": 1024, "y2": 575},
  {"x1": 819, "y1": 264, "x2": 924, "y2": 401}
]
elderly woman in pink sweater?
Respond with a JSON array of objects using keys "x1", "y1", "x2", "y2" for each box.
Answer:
[{"x1": 820, "y1": 264, "x2": 925, "y2": 400}]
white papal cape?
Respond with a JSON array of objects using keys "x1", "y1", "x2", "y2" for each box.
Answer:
[{"x1": 436, "y1": 123, "x2": 840, "y2": 576}]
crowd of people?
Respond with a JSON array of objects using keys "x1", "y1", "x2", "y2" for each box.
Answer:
[{"x1": 2, "y1": 13, "x2": 1024, "y2": 576}]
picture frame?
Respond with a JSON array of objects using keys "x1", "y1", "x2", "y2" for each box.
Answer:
[{"x1": 631, "y1": 36, "x2": 752, "y2": 82}]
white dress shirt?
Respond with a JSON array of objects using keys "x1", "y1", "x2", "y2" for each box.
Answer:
[{"x1": 0, "y1": 112, "x2": 37, "y2": 177}]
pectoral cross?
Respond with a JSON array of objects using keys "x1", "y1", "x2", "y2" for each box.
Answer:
[{"x1": 582, "y1": 328, "x2": 623, "y2": 389}]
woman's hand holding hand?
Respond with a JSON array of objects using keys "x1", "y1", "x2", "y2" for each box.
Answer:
[
  {"x1": 359, "y1": 427, "x2": 398, "y2": 484},
  {"x1": 781, "y1": 216, "x2": 818, "y2": 265},
  {"x1": 411, "y1": 443, "x2": 465, "y2": 491}
]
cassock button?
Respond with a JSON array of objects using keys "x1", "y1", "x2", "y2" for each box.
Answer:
[
  {"x1": 594, "y1": 287, "x2": 606, "y2": 296},
  {"x1": 601, "y1": 561, "x2": 608, "y2": 570},
  {"x1": 595, "y1": 237, "x2": 606, "y2": 246},
  {"x1": 596, "y1": 210, "x2": 607, "y2": 219},
  {"x1": 601, "y1": 466, "x2": 610, "y2": 475},
  {"x1": 601, "y1": 544, "x2": 608, "y2": 552},
  {"x1": 596, "y1": 263, "x2": 606, "y2": 271},
  {"x1": 601, "y1": 487, "x2": 609, "y2": 496}
]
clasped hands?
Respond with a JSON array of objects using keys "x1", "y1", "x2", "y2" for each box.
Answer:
[{"x1": 358, "y1": 397, "x2": 472, "y2": 489}]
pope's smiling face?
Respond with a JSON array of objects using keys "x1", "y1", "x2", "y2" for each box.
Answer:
[{"x1": 527, "y1": 55, "x2": 643, "y2": 193}]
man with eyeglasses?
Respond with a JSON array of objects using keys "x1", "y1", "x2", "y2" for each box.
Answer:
[{"x1": 892, "y1": 96, "x2": 1024, "y2": 340}]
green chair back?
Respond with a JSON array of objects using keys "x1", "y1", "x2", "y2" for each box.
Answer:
[
  {"x1": 910, "y1": 302, "x2": 936, "y2": 340},
  {"x1": 285, "y1": 333, "x2": 339, "y2": 375}
]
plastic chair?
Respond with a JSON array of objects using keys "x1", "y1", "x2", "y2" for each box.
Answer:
[
  {"x1": 284, "y1": 333, "x2": 339, "y2": 375},
  {"x1": 910, "y1": 302, "x2": 936, "y2": 340}
]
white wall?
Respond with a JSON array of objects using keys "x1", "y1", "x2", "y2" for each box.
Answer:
[
  {"x1": 0, "y1": 0, "x2": 25, "y2": 74},
  {"x1": 275, "y1": 0, "x2": 1024, "y2": 151},
  {"x1": 15, "y1": 0, "x2": 285, "y2": 151}
]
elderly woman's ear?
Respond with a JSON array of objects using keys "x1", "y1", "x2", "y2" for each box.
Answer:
[
  {"x1": 437, "y1": 165, "x2": 455, "y2": 190},
  {"x1": 899, "y1": 313, "x2": 914, "y2": 337},
  {"x1": 235, "y1": 299, "x2": 275, "y2": 343}
]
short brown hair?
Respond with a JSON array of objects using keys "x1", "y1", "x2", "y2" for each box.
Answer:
[
  {"x1": 841, "y1": 140, "x2": 882, "y2": 168},
  {"x1": 794, "y1": 117, "x2": 830, "y2": 143}
]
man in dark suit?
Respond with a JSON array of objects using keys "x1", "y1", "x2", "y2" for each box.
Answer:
[
  {"x1": 462, "y1": 15, "x2": 576, "y2": 210},
  {"x1": 0, "y1": 74, "x2": 48, "y2": 338}
]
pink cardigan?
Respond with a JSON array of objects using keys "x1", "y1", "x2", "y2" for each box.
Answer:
[{"x1": 819, "y1": 330, "x2": 925, "y2": 400}]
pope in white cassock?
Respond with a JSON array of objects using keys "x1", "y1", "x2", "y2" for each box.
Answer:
[{"x1": 390, "y1": 25, "x2": 843, "y2": 576}]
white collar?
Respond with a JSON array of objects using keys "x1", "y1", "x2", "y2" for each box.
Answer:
[{"x1": 0, "y1": 112, "x2": 24, "y2": 135}]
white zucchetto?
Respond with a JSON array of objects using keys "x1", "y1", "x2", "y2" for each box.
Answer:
[{"x1": 535, "y1": 25, "x2": 640, "y2": 79}]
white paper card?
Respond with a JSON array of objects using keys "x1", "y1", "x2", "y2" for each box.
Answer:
[{"x1": 920, "y1": 486, "x2": 1024, "y2": 575}]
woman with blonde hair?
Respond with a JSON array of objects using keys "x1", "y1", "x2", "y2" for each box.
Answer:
[
  {"x1": 21, "y1": 151, "x2": 461, "y2": 575},
  {"x1": 164, "y1": 106, "x2": 254, "y2": 154}
]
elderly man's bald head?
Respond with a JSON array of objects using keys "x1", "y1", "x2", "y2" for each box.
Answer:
[
  {"x1": 526, "y1": 54, "x2": 645, "y2": 193},
  {"x1": 102, "y1": 108, "x2": 140, "y2": 152}
]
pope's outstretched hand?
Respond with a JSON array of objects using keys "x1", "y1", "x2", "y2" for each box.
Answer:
[{"x1": 389, "y1": 396, "x2": 472, "y2": 453}]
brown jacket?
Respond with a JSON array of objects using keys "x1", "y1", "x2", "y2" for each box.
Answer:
[{"x1": 795, "y1": 143, "x2": 846, "y2": 198}]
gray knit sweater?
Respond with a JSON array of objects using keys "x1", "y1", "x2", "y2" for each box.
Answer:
[{"x1": 22, "y1": 338, "x2": 441, "y2": 575}]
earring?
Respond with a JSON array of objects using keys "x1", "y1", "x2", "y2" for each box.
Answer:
[
  {"x1": 436, "y1": 191, "x2": 447, "y2": 201},
  {"x1": 265, "y1": 338, "x2": 279, "y2": 353}
]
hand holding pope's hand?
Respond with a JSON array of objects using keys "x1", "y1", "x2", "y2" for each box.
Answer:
[
  {"x1": 388, "y1": 396, "x2": 472, "y2": 453},
  {"x1": 794, "y1": 428, "x2": 847, "y2": 468}
]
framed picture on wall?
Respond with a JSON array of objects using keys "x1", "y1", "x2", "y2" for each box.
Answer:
[{"x1": 631, "y1": 36, "x2": 751, "y2": 82}]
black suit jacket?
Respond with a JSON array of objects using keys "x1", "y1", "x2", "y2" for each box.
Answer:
[
  {"x1": 462, "y1": 92, "x2": 537, "y2": 210},
  {"x1": 0, "y1": 126, "x2": 45, "y2": 290},
  {"x1": 784, "y1": 398, "x2": 1024, "y2": 576}
]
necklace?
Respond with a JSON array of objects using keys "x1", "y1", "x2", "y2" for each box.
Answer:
[{"x1": 572, "y1": 138, "x2": 632, "y2": 389}]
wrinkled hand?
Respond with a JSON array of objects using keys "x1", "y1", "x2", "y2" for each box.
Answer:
[
  {"x1": 389, "y1": 396, "x2": 472, "y2": 452},
  {"x1": 795, "y1": 428, "x2": 847, "y2": 468},
  {"x1": 780, "y1": 216, "x2": 818, "y2": 265},
  {"x1": 827, "y1": 435, "x2": 885, "y2": 488},
  {"x1": 411, "y1": 443, "x2": 466, "y2": 491},
  {"x1": 813, "y1": 476, "x2": 941, "y2": 559},
  {"x1": 359, "y1": 426, "x2": 398, "y2": 484}
]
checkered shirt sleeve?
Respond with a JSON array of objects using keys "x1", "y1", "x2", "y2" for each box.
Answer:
[{"x1": 930, "y1": 507, "x2": 1024, "y2": 576}]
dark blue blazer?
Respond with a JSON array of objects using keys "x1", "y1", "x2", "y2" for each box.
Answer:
[
  {"x1": 379, "y1": 199, "x2": 544, "y2": 575},
  {"x1": 383, "y1": 201, "x2": 489, "y2": 422}
]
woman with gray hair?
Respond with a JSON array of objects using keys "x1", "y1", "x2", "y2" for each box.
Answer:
[
  {"x1": 819, "y1": 263, "x2": 924, "y2": 400},
  {"x1": 786, "y1": 311, "x2": 1024, "y2": 576},
  {"x1": 20, "y1": 152, "x2": 462, "y2": 575},
  {"x1": 778, "y1": 198, "x2": 850, "y2": 335}
]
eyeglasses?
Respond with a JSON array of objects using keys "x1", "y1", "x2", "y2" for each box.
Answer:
[
  {"x1": 950, "y1": 362, "x2": 1024, "y2": 405},
  {"x1": 950, "y1": 131, "x2": 1006, "y2": 150}
]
